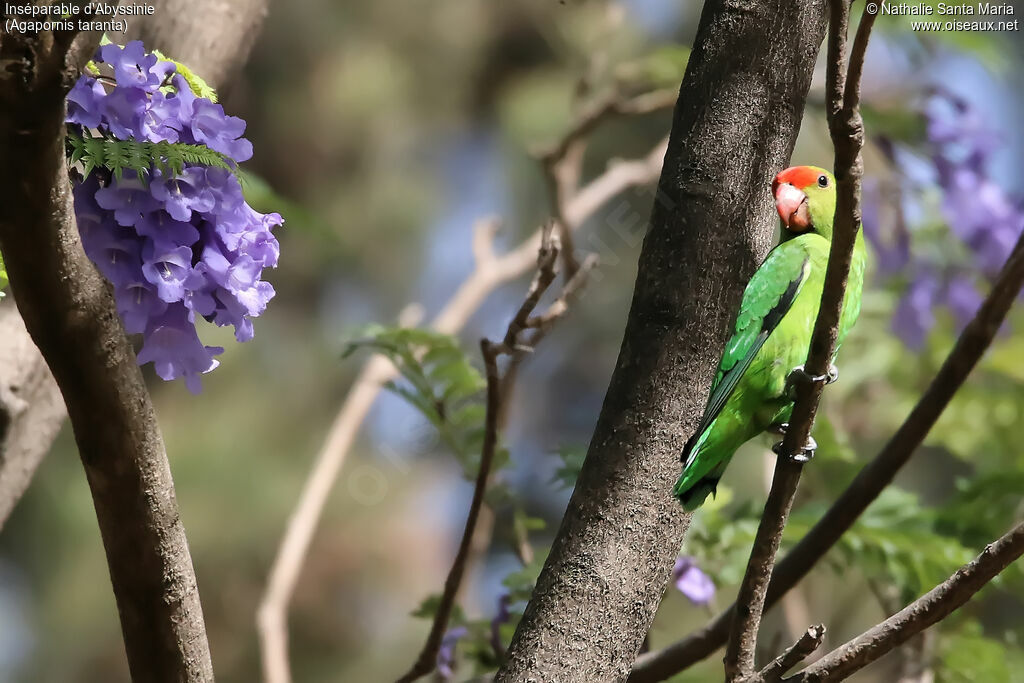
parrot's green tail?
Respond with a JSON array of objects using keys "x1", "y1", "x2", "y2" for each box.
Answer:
[
  {"x1": 674, "y1": 429, "x2": 728, "y2": 511},
  {"x1": 674, "y1": 475, "x2": 720, "y2": 511}
]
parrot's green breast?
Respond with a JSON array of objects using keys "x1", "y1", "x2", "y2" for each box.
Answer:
[{"x1": 674, "y1": 230, "x2": 866, "y2": 511}]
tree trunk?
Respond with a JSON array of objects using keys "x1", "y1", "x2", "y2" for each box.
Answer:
[
  {"x1": 495, "y1": 0, "x2": 828, "y2": 680},
  {"x1": 0, "y1": 31, "x2": 215, "y2": 680}
]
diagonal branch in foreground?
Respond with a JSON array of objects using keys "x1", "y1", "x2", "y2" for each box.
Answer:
[
  {"x1": 788, "y1": 520, "x2": 1024, "y2": 682},
  {"x1": 629, "y1": 224, "x2": 1024, "y2": 683},
  {"x1": 257, "y1": 140, "x2": 667, "y2": 683},
  {"x1": 395, "y1": 229, "x2": 594, "y2": 683},
  {"x1": 722, "y1": 2, "x2": 876, "y2": 680}
]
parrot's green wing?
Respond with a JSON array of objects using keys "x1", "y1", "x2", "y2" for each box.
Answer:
[{"x1": 682, "y1": 243, "x2": 811, "y2": 467}]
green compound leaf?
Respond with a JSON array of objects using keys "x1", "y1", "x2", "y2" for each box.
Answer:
[
  {"x1": 65, "y1": 131, "x2": 238, "y2": 182},
  {"x1": 342, "y1": 325, "x2": 492, "y2": 479}
]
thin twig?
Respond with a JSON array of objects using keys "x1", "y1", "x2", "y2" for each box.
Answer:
[
  {"x1": 537, "y1": 89, "x2": 677, "y2": 164},
  {"x1": 722, "y1": 0, "x2": 870, "y2": 678},
  {"x1": 394, "y1": 333, "x2": 507, "y2": 683},
  {"x1": 539, "y1": 88, "x2": 676, "y2": 276},
  {"x1": 787, "y1": 521, "x2": 1024, "y2": 682},
  {"x1": 759, "y1": 625, "x2": 826, "y2": 682},
  {"x1": 257, "y1": 137, "x2": 667, "y2": 683},
  {"x1": 629, "y1": 227, "x2": 1024, "y2": 683},
  {"x1": 396, "y1": 231, "x2": 596, "y2": 682}
]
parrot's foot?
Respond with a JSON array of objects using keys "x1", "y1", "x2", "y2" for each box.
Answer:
[
  {"x1": 785, "y1": 363, "x2": 839, "y2": 398},
  {"x1": 770, "y1": 424, "x2": 817, "y2": 463}
]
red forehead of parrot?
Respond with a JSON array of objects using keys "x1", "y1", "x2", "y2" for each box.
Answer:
[{"x1": 772, "y1": 166, "x2": 821, "y2": 194}]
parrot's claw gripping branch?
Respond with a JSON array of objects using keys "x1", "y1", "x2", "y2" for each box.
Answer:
[
  {"x1": 785, "y1": 363, "x2": 838, "y2": 397},
  {"x1": 770, "y1": 425, "x2": 817, "y2": 463}
]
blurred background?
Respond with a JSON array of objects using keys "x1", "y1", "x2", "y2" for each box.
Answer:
[{"x1": 2, "y1": 0, "x2": 1024, "y2": 681}]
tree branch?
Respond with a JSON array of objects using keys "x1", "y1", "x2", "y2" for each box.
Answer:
[
  {"x1": 724, "y1": 457, "x2": 807, "y2": 681},
  {"x1": 760, "y1": 625, "x2": 825, "y2": 682},
  {"x1": 788, "y1": 521, "x2": 1024, "y2": 682},
  {"x1": 0, "y1": 26, "x2": 214, "y2": 680},
  {"x1": 0, "y1": 301, "x2": 65, "y2": 530},
  {"x1": 396, "y1": 228, "x2": 589, "y2": 683},
  {"x1": 722, "y1": 1, "x2": 873, "y2": 678},
  {"x1": 257, "y1": 137, "x2": 667, "y2": 683},
  {"x1": 629, "y1": 223, "x2": 1024, "y2": 683},
  {"x1": 538, "y1": 88, "x2": 676, "y2": 276}
]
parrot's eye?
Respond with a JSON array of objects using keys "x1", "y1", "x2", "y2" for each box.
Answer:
[{"x1": 817, "y1": 175, "x2": 829, "y2": 188}]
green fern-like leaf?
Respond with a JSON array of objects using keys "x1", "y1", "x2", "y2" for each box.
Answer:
[{"x1": 66, "y1": 132, "x2": 237, "y2": 182}]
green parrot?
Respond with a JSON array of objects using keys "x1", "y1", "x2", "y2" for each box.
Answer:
[{"x1": 674, "y1": 165, "x2": 867, "y2": 511}]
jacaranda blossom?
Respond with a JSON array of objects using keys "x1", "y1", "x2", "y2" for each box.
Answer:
[
  {"x1": 868, "y1": 90, "x2": 1022, "y2": 349},
  {"x1": 67, "y1": 41, "x2": 281, "y2": 392},
  {"x1": 672, "y1": 556, "x2": 715, "y2": 606}
]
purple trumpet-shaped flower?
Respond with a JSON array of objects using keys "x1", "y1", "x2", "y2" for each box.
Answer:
[
  {"x1": 66, "y1": 77, "x2": 106, "y2": 128},
  {"x1": 436, "y1": 626, "x2": 468, "y2": 680},
  {"x1": 672, "y1": 556, "x2": 715, "y2": 606},
  {"x1": 101, "y1": 86, "x2": 149, "y2": 140},
  {"x1": 100, "y1": 41, "x2": 161, "y2": 89},
  {"x1": 141, "y1": 241, "x2": 195, "y2": 303},
  {"x1": 134, "y1": 211, "x2": 201, "y2": 248},
  {"x1": 149, "y1": 167, "x2": 216, "y2": 222},
  {"x1": 137, "y1": 308, "x2": 224, "y2": 394},
  {"x1": 79, "y1": 214, "x2": 144, "y2": 288},
  {"x1": 94, "y1": 172, "x2": 160, "y2": 227},
  {"x1": 67, "y1": 41, "x2": 280, "y2": 391},
  {"x1": 189, "y1": 99, "x2": 253, "y2": 162},
  {"x1": 117, "y1": 280, "x2": 168, "y2": 335}
]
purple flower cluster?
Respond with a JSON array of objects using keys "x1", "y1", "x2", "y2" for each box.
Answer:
[
  {"x1": 67, "y1": 41, "x2": 280, "y2": 392},
  {"x1": 867, "y1": 90, "x2": 1021, "y2": 348},
  {"x1": 928, "y1": 93, "x2": 1022, "y2": 278}
]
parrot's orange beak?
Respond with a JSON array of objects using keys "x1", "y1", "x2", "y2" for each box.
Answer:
[{"x1": 773, "y1": 181, "x2": 811, "y2": 232}]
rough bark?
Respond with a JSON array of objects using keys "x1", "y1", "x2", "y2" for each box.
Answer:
[
  {"x1": 0, "y1": 26, "x2": 214, "y2": 682},
  {"x1": 124, "y1": 0, "x2": 270, "y2": 91},
  {"x1": 0, "y1": 300, "x2": 65, "y2": 530},
  {"x1": 494, "y1": 1, "x2": 828, "y2": 680}
]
